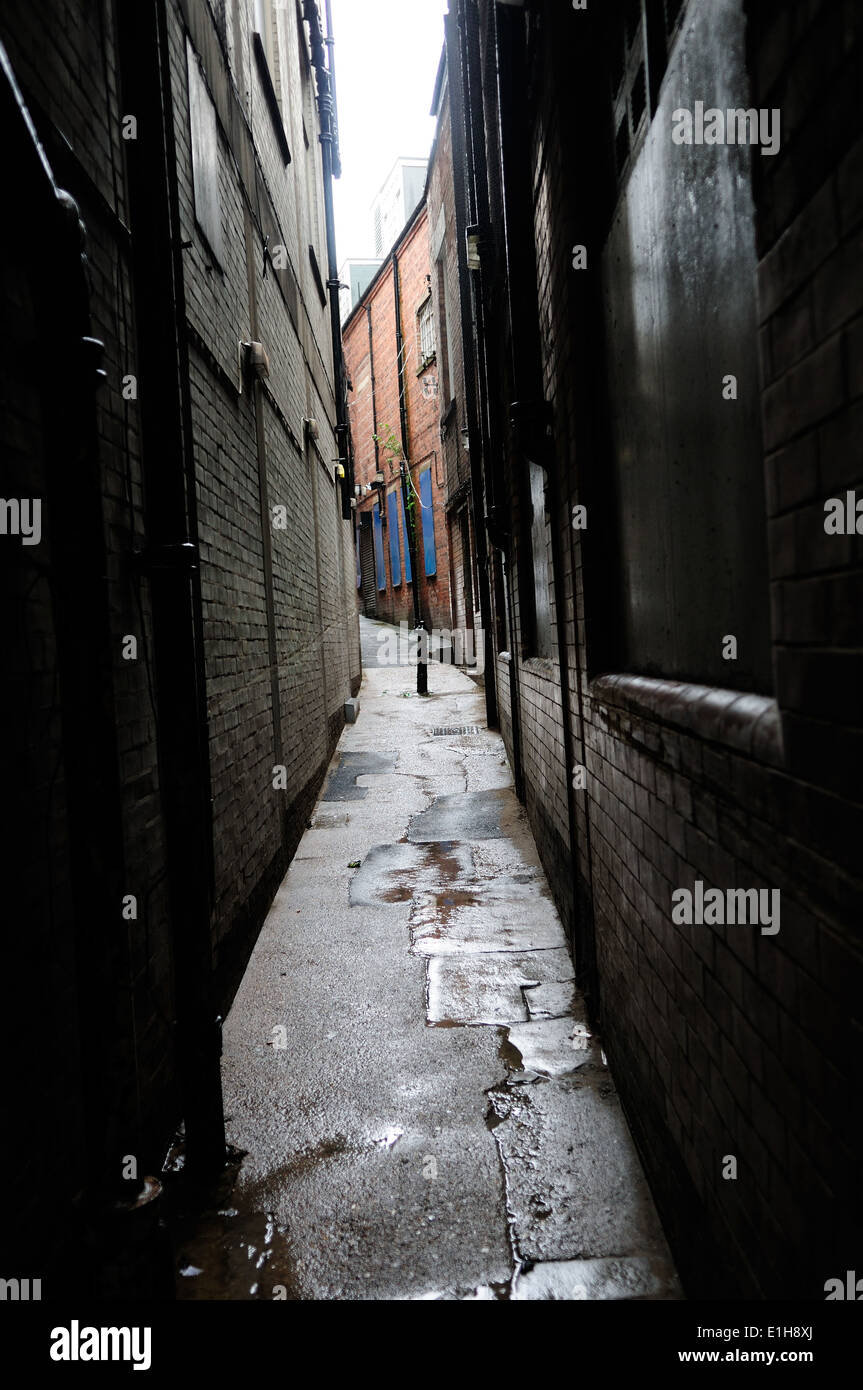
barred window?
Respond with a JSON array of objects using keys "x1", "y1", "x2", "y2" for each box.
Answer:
[
  {"x1": 417, "y1": 296, "x2": 436, "y2": 367},
  {"x1": 609, "y1": 0, "x2": 690, "y2": 184}
]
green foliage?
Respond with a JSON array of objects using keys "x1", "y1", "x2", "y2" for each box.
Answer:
[{"x1": 373, "y1": 422, "x2": 402, "y2": 462}]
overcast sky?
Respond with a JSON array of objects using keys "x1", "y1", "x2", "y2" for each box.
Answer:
[{"x1": 329, "y1": 0, "x2": 449, "y2": 262}]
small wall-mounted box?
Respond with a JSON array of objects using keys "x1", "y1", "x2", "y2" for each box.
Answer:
[{"x1": 240, "y1": 339, "x2": 270, "y2": 381}]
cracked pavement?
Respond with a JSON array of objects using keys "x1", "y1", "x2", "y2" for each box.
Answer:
[{"x1": 174, "y1": 617, "x2": 681, "y2": 1301}]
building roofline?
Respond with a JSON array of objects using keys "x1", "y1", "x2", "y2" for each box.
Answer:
[
  {"x1": 368, "y1": 154, "x2": 430, "y2": 211},
  {"x1": 341, "y1": 194, "x2": 429, "y2": 335},
  {"x1": 430, "y1": 44, "x2": 447, "y2": 117}
]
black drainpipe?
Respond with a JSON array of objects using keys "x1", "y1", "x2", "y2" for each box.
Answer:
[
  {"x1": 493, "y1": 1, "x2": 582, "y2": 953},
  {"x1": 305, "y1": 1, "x2": 352, "y2": 518},
  {"x1": 447, "y1": 7, "x2": 498, "y2": 731},
  {"x1": 367, "y1": 303, "x2": 380, "y2": 475},
  {"x1": 116, "y1": 0, "x2": 226, "y2": 1177},
  {"x1": 367, "y1": 300, "x2": 387, "y2": 525},
  {"x1": 393, "y1": 250, "x2": 428, "y2": 695}
]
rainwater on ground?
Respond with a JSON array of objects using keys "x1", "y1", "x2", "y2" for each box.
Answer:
[{"x1": 172, "y1": 618, "x2": 681, "y2": 1300}]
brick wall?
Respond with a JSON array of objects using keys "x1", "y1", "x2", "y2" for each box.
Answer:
[
  {"x1": 427, "y1": 84, "x2": 469, "y2": 512},
  {"x1": 427, "y1": 56, "x2": 485, "y2": 669},
  {"x1": 0, "y1": 0, "x2": 359, "y2": 1287},
  {"x1": 0, "y1": 0, "x2": 177, "y2": 1283},
  {"x1": 345, "y1": 202, "x2": 454, "y2": 634},
  {"x1": 171, "y1": 0, "x2": 360, "y2": 996},
  {"x1": 459, "y1": 0, "x2": 863, "y2": 1298}
]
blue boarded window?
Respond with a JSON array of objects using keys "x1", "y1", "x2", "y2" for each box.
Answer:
[
  {"x1": 373, "y1": 501, "x2": 387, "y2": 591},
  {"x1": 399, "y1": 488, "x2": 412, "y2": 583},
  {"x1": 387, "y1": 489, "x2": 402, "y2": 586},
  {"x1": 419, "y1": 466, "x2": 436, "y2": 576}
]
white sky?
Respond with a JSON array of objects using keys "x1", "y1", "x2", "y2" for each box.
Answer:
[{"x1": 329, "y1": 0, "x2": 449, "y2": 261}]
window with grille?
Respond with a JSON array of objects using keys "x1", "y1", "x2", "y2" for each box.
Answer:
[
  {"x1": 417, "y1": 296, "x2": 436, "y2": 368},
  {"x1": 609, "y1": 0, "x2": 689, "y2": 185}
]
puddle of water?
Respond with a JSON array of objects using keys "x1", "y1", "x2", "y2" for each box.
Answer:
[
  {"x1": 350, "y1": 841, "x2": 475, "y2": 907},
  {"x1": 409, "y1": 789, "x2": 509, "y2": 843},
  {"x1": 505, "y1": 1018, "x2": 596, "y2": 1079},
  {"x1": 174, "y1": 1206, "x2": 305, "y2": 1301}
]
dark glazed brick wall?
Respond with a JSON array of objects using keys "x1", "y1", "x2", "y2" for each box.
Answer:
[
  {"x1": 0, "y1": 0, "x2": 360, "y2": 1282},
  {"x1": 466, "y1": 0, "x2": 863, "y2": 1297}
]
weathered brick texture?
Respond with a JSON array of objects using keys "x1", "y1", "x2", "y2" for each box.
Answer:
[
  {"x1": 456, "y1": 0, "x2": 863, "y2": 1297},
  {"x1": 0, "y1": 0, "x2": 359, "y2": 1287},
  {"x1": 345, "y1": 201, "x2": 454, "y2": 635}
]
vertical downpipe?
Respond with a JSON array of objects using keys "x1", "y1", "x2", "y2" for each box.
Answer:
[
  {"x1": 447, "y1": 7, "x2": 498, "y2": 730},
  {"x1": 305, "y1": 1, "x2": 352, "y2": 517},
  {"x1": 243, "y1": 206, "x2": 287, "y2": 850},
  {"x1": 493, "y1": 2, "x2": 582, "y2": 956},
  {"x1": 392, "y1": 251, "x2": 428, "y2": 694}
]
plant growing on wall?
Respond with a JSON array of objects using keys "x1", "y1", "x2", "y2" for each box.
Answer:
[{"x1": 373, "y1": 423, "x2": 403, "y2": 468}]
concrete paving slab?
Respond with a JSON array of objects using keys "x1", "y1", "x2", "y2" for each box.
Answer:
[
  {"x1": 505, "y1": 1017, "x2": 596, "y2": 1076},
  {"x1": 410, "y1": 887, "x2": 568, "y2": 956},
  {"x1": 523, "y1": 980, "x2": 581, "y2": 1020},
  {"x1": 512, "y1": 1255, "x2": 682, "y2": 1300},
  {"x1": 322, "y1": 751, "x2": 397, "y2": 801},
  {"x1": 488, "y1": 1067, "x2": 676, "y2": 1268},
  {"x1": 409, "y1": 788, "x2": 512, "y2": 841},
  {"x1": 427, "y1": 948, "x2": 575, "y2": 1026},
  {"x1": 349, "y1": 841, "x2": 476, "y2": 907}
]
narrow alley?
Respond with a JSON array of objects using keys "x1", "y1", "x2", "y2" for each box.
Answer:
[
  {"x1": 174, "y1": 619, "x2": 680, "y2": 1301},
  {"x1": 1, "y1": 0, "x2": 862, "y2": 1362}
]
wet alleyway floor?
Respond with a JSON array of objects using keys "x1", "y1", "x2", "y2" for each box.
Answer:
[{"x1": 174, "y1": 618, "x2": 681, "y2": 1300}]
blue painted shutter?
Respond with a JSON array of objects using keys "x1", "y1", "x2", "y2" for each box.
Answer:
[
  {"x1": 373, "y1": 502, "x2": 386, "y2": 591},
  {"x1": 419, "y1": 467, "x2": 436, "y2": 576},
  {"x1": 387, "y1": 489, "x2": 401, "y2": 586}
]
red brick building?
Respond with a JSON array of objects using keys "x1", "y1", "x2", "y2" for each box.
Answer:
[
  {"x1": 427, "y1": 48, "x2": 493, "y2": 684},
  {"x1": 344, "y1": 199, "x2": 453, "y2": 635}
]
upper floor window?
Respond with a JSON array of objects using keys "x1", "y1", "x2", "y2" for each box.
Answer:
[
  {"x1": 598, "y1": 0, "x2": 771, "y2": 692},
  {"x1": 609, "y1": 0, "x2": 689, "y2": 185},
  {"x1": 254, "y1": 0, "x2": 277, "y2": 74},
  {"x1": 253, "y1": 0, "x2": 290, "y2": 164},
  {"x1": 526, "y1": 459, "x2": 555, "y2": 662},
  {"x1": 417, "y1": 296, "x2": 436, "y2": 369},
  {"x1": 187, "y1": 39, "x2": 224, "y2": 265}
]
